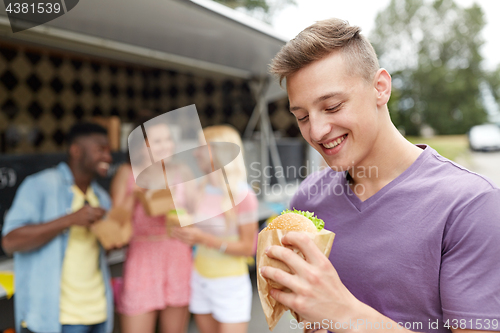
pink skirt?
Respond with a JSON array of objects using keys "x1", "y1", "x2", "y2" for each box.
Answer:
[{"x1": 117, "y1": 237, "x2": 192, "y2": 315}]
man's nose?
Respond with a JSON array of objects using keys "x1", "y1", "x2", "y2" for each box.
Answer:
[
  {"x1": 104, "y1": 149, "x2": 112, "y2": 163},
  {"x1": 309, "y1": 113, "x2": 332, "y2": 143}
]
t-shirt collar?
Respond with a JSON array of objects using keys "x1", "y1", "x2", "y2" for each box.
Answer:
[{"x1": 342, "y1": 144, "x2": 433, "y2": 212}]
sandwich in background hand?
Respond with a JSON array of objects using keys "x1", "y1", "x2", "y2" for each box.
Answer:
[
  {"x1": 91, "y1": 207, "x2": 132, "y2": 250},
  {"x1": 257, "y1": 209, "x2": 335, "y2": 331},
  {"x1": 166, "y1": 208, "x2": 191, "y2": 236},
  {"x1": 135, "y1": 189, "x2": 175, "y2": 216}
]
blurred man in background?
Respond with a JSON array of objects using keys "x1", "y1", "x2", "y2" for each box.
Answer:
[{"x1": 1, "y1": 123, "x2": 114, "y2": 333}]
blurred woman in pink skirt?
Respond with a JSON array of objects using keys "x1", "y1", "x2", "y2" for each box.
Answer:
[{"x1": 111, "y1": 118, "x2": 192, "y2": 333}]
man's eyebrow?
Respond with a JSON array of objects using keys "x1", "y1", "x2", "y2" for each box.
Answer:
[
  {"x1": 314, "y1": 92, "x2": 341, "y2": 104},
  {"x1": 289, "y1": 92, "x2": 342, "y2": 113}
]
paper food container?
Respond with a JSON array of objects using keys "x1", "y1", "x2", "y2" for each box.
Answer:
[
  {"x1": 135, "y1": 189, "x2": 175, "y2": 216},
  {"x1": 256, "y1": 228, "x2": 335, "y2": 331},
  {"x1": 166, "y1": 209, "x2": 192, "y2": 236},
  {"x1": 91, "y1": 206, "x2": 132, "y2": 250}
]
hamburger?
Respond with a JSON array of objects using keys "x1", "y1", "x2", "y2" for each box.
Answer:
[
  {"x1": 257, "y1": 209, "x2": 334, "y2": 330},
  {"x1": 166, "y1": 208, "x2": 191, "y2": 235},
  {"x1": 263, "y1": 209, "x2": 325, "y2": 233},
  {"x1": 261, "y1": 209, "x2": 326, "y2": 290},
  {"x1": 167, "y1": 208, "x2": 186, "y2": 226}
]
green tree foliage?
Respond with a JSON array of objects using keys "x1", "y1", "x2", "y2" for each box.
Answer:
[
  {"x1": 487, "y1": 65, "x2": 500, "y2": 102},
  {"x1": 214, "y1": 0, "x2": 270, "y2": 12},
  {"x1": 213, "y1": 0, "x2": 295, "y2": 23},
  {"x1": 371, "y1": 0, "x2": 488, "y2": 135},
  {"x1": 486, "y1": 66, "x2": 500, "y2": 124}
]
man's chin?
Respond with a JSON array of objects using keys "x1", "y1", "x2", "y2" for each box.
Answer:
[
  {"x1": 326, "y1": 164, "x2": 353, "y2": 172},
  {"x1": 94, "y1": 168, "x2": 109, "y2": 178},
  {"x1": 321, "y1": 157, "x2": 354, "y2": 172},
  {"x1": 94, "y1": 162, "x2": 110, "y2": 178}
]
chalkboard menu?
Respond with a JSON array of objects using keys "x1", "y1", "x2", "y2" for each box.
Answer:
[{"x1": 0, "y1": 152, "x2": 128, "y2": 258}]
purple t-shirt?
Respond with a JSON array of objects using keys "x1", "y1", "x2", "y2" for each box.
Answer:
[{"x1": 290, "y1": 145, "x2": 500, "y2": 333}]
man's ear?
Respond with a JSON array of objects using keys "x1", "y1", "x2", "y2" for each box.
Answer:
[
  {"x1": 69, "y1": 143, "x2": 81, "y2": 161},
  {"x1": 374, "y1": 68, "x2": 391, "y2": 107}
]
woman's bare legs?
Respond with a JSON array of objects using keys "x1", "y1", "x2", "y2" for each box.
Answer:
[
  {"x1": 194, "y1": 314, "x2": 219, "y2": 333},
  {"x1": 120, "y1": 311, "x2": 157, "y2": 333},
  {"x1": 219, "y1": 322, "x2": 248, "y2": 333},
  {"x1": 194, "y1": 314, "x2": 247, "y2": 333},
  {"x1": 158, "y1": 306, "x2": 190, "y2": 333}
]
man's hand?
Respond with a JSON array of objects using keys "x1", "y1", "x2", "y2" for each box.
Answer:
[
  {"x1": 70, "y1": 206, "x2": 106, "y2": 227},
  {"x1": 2, "y1": 206, "x2": 106, "y2": 254},
  {"x1": 260, "y1": 231, "x2": 363, "y2": 329},
  {"x1": 261, "y1": 233, "x2": 500, "y2": 333}
]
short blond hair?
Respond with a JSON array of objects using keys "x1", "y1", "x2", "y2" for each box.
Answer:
[
  {"x1": 202, "y1": 125, "x2": 247, "y2": 188},
  {"x1": 269, "y1": 18, "x2": 379, "y2": 85},
  {"x1": 202, "y1": 125, "x2": 247, "y2": 227}
]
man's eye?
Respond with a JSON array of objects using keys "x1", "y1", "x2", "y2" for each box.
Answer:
[{"x1": 326, "y1": 103, "x2": 342, "y2": 112}]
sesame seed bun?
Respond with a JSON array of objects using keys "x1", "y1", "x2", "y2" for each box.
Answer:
[{"x1": 263, "y1": 212, "x2": 318, "y2": 233}]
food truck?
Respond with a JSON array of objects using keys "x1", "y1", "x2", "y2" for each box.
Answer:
[{"x1": 0, "y1": 0, "x2": 308, "y2": 328}]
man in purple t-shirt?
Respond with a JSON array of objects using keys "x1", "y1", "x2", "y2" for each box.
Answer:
[{"x1": 259, "y1": 18, "x2": 500, "y2": 333}]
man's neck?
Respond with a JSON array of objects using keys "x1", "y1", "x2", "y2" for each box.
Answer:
[
  {"x1": 69, "y1": 162, "x2": 92, "y2": 194},
  {"x1": 348, "y1": 123, "x2": 423, "y2": 202}
]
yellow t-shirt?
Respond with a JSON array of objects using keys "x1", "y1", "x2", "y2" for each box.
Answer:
[
  {"x1": 59, "y1": 185, "x2": 107, "y2": 325},
  {"x1": 193, "y1": 184, "x2": 258, "y2": 279},
  {"x1": 194, "y1": 235, "x2": 249, "y2": 278}
]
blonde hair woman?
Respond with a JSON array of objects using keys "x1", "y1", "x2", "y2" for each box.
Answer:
[{"x1": 172, "y1": 125, "x2": 258, "y2": 333}]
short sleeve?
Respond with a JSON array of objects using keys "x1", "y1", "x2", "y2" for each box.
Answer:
[
  {"x1": 2, "y1": 176, "x2": 43, "y2": 236},
  {"x1": 236, "y1": 187, "x2": 258, "y2": 225},
  {"x1": 440, "y1": 189, "x2": 500, "y2": 327}
]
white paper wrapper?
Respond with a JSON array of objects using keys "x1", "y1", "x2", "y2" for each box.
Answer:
[{"x1": 256, "y1": 229, "x2": 335, "y2": 331}]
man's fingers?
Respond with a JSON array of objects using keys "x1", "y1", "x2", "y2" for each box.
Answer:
[
  {"x1": 260, "y1": 265, "x2": 305, "y2": 294},
  {"x1": 91, "y1": 207, "x2": 106, "y2": 218},
  {"x1": 94, "y1": 207, "x2": 106, "y2": 215},
  {"x1": 281, "y1": 231, "x2": 326, "y2": 266},
  {"x1": 269, "y1": 287, "x2": 318, "y2": 321},
  {"x1": 268, "y1": 288, "x2": 297, "y2": 311},
  {"x1": 265, "y1": 243, "x2": 312, "y2": 278}
]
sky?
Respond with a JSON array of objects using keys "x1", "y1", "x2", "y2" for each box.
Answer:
[{"x1": 271, "y1": 0, "x2": 500, "y2": 71}]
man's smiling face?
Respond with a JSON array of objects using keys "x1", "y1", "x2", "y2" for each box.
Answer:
[{"x1": 287, "y1": 51, "x2": 383, "y2": 170}]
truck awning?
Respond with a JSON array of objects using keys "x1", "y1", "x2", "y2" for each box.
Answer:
[{"x1": 0, "y1": 0, "x2": 289, "y2": 100}]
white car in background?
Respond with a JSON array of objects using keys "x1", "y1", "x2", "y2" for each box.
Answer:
[{"x1": 468, "y1": 124, "x2": 500, "y2": 151}]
